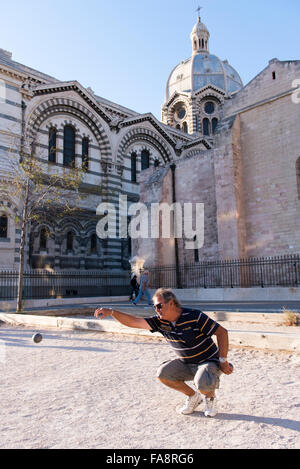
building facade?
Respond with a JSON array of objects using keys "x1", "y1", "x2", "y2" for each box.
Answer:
[
  {"x1": 0, "y1": 37, "x2": 209, "y2": 272},
  {"x1": 0, "y1": 14, "x2": 299, "y2": 275},
  {"x1": 136, "y1": 15, "x2": 300, "y2": 267}
]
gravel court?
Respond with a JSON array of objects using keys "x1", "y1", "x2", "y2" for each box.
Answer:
[{"x1": 0, "y1": 324, "x2": 299, "y2": 449}]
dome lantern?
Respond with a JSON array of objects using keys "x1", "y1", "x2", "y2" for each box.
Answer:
[{"x1": 190, "y1": 8, "x2": 210, "y2": 54}]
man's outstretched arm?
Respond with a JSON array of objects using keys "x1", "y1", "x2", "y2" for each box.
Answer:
[{"x1": 94, "y1": 307, "x2": 152, "y2": 330}]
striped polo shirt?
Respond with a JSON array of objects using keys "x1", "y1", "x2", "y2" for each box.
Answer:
[{"x1": 145, "y1": 308, "x2": 220, "y2": 365}]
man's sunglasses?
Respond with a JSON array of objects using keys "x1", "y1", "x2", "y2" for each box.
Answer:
[{"x1": 154, "y1": 303, "x2": 163, "y2": 311}]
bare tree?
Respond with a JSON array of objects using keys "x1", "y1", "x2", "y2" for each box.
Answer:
[{"x1": 0, "y1": 130, "x2": 101, "y2": 312}]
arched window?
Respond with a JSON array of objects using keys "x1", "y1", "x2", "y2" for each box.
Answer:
[
  {"x1": 296, "y1": 157, "x2": 300, "y2": 199},
  {"x1": 66, "y1": 231, "x2": 74, "y2": 251},
  {"x1": 90, "y1": 233, "x2": 97, "y2": 254},
  {"x1": 48, "y1": 127, "x2": 56, "y2": 163},
  {"x1": 212, "y1": 118, "x2": 218, "y2": 134},
  {"x1": 82, "y1": 137, "x2": 89, "y2": 170},
  {"x1": 131, "y1": 152, "x2": 137, "y2": 182},
  {"x1": 182, "y1": 122, "x2": 188, "y2": 133},
  {"x1": 0, "y1": 214, "x2": 8, "y2": 238},
  {"x1": 63, "y1": 125, "x2": 75, "y2": 167},
  {"x1": 40, "y1": 227, "x2": 48, "y2": 250},
  {"x1": 141, "y1": 150, "x2": 150, "y2": 171},
  {"x1": 177, "y1": 107, "x2": 186, "y2": 119},
  {"x1": 203, "y1": 118, "x2": 210, "y2": 136}
]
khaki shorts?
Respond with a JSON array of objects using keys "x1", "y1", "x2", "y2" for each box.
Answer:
[{"x1": 157, "y1": 359, "x2": 222, "y2": 393}]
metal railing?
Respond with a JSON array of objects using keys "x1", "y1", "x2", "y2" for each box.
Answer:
[
  {"x1": 0, "y1": 254, "x2": 299, "y2": 300},
  {"x1": 149, "y1": 254, "x2": 300, "y2": 290},
  {"x1": 0, "y1": 270, "x2": 131, "y2": 300}
]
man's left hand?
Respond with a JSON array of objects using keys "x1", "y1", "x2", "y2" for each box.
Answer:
[{"x1": 220, "y1": 361, "x2": 234, "y2": 375}]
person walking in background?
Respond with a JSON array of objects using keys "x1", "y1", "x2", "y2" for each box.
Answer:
[
  {"x1": 129, "y1": 274, "x2": 139, "y2": 301},
  {"x1": 133, "y1": 270, "x2": 152, "y2": 306}
]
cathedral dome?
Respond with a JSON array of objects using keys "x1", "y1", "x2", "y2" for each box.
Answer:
[{"x1": 165, "y1": 16, "x2": 243, "y2": 101}]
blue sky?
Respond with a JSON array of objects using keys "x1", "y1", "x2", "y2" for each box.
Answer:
[{"x1": 1, "y1": 0, "x2": 299, "y2": 118}]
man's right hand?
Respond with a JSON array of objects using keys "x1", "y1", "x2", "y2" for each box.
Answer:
[{"x1": 94, "y1": 307, "x2": 113, "y2": 319}]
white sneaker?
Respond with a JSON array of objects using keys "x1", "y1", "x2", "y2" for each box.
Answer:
[
  {"x1": 204, "y1": 397, "x2": 217, "y2": 417},
  {"x1": 178, "y1": 392, "x2": 202, "y2": 415}
]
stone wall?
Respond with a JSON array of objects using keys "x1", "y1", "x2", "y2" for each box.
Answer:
[
  {"x1": 136, "y1": 151, "x2": 219, "y2": 268},
  {"x1": 216, "y1": 60, "x2": 300, "y2": 258}
]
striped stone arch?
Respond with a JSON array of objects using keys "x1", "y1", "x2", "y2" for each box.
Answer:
[
  {"x1": 117, "y1": 127, "x2": 173, "y2": 164},
  {"x1": 196, "y1": 92, "x2": 224, "y2": 111},
  {"x1": 30, "y1": 220, "x2": 54, "y2": 237},
  {"x1": 168, "y1": 95, "x2": 190, "y2": 114},
  {"x1": 26, "y1": 97, "x2": 112, "y2": 159},
  {"x1": 56, "y1": 216, "x2": 83, "y2": 235},
  {"x1": 82, "y1": 219, "x2": 99, "y2": 235}
]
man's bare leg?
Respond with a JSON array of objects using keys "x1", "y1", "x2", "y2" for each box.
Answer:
[
  {"x1": 200, "y1": 390, "x2": 215, "y2": 398},
  {"x1": 158, "y1": 377, "x2": 205, "y2": 414},
  {"x1": 158, "y1": 377, "x2": 215, "y2": 398},
  {"x1": 158, "y1": 377, "x2": 197, "y2": 396}
]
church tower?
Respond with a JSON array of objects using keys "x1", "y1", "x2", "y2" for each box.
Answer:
[
  {"x1": 191, "y1": 9, "x2": 210, "y2": 54},
  {"x1": 161, "y1": 11, "x2": 243, "y2": 139}
]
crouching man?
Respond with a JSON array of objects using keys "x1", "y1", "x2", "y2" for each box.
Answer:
[{"x1": 94, "y1": 288, "x2": 233, "y2": 417}]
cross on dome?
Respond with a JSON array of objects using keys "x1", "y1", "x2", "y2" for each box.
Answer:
[{"x1": 196, "y1": 6, "x2": 203, "y2": 20}]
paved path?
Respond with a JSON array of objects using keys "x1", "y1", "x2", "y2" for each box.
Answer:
[
  {"x1": 0, "y1": 324, "x2": 299, "y2": 449},
  {"x1": 21, "y1": 299, "x2": 300, "y2": 313},
  {"x1": 1, "y1": 302, "x2": 300, "y2": 353}
]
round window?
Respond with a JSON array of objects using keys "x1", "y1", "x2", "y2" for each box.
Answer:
[
  {"x1": 176, "y1": 107, "x2": 186, "y2": 119},
  {"x1": 204, "y1": 101, "x2": 215, "y2": 114}
]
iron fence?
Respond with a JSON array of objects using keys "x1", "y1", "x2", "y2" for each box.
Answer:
[
  {"x1": 0, "y1": 270, "x2": 131, "y2": 300},
  {"x1": 0, "y1": 254, "x2": 299, "y2": 300},
  {"x1": 149, "y1": 254, "x2": 300, "y2": 290}
]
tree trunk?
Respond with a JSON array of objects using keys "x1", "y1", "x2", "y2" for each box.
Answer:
[{"x1": 16, "y1": 179, "x2": 29, "y2": 313}]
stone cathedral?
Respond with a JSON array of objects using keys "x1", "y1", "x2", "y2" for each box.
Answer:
[{"x1": 0, "y1": 14, "x2": 299, "y2": 273}]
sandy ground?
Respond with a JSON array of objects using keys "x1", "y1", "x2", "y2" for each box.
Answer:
[{"x1": 0, "y1": 323, "x2": 299, "y2": 450}]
